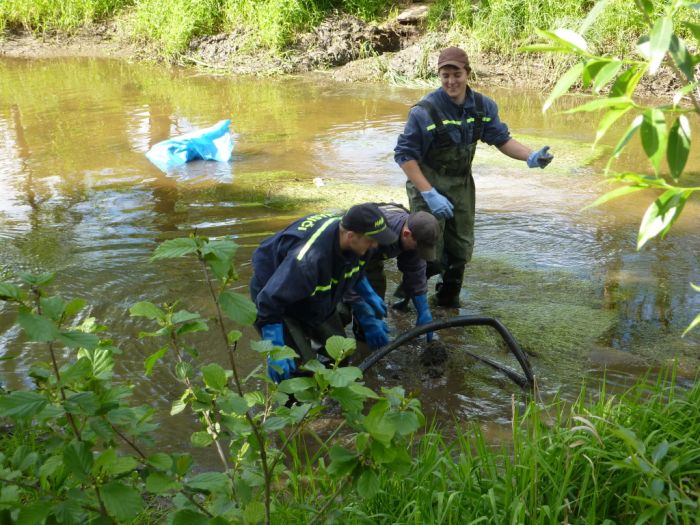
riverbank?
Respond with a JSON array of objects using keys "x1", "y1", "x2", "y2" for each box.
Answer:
[{"x1": 0, "y1": 11, "x2": 683, "y2": 100}]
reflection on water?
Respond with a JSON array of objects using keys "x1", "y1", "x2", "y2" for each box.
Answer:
[{"x1": 0, "y1": 57, "x2": 698, "y2": 447}]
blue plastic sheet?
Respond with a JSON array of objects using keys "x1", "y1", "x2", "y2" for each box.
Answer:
[{"x1": 146, "y1": 119, "x2": 233, "y2": 173}]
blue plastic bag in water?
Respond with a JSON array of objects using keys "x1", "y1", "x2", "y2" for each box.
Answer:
[{"x1": 146, "y1": 119, "x2": 233, "y2": 173}]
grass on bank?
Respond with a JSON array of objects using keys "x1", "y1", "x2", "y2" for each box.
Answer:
[
  {"x1": 2, "y1": 0, "x2": 688, "y2": 60},
  {"x1": 277, "y1": 370, "x2": 700, "y2": 524}
]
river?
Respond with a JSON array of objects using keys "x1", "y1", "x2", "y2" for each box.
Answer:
[{"x1": 0, "y1": 57, "x2": 698, "y2": 450}]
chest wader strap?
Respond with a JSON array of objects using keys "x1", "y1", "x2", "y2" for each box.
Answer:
[{"x1": 414, "y1": 93, "x2": 486, "y2": 146}]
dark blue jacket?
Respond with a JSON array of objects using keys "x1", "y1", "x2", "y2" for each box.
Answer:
[
  {"x1": 394, "y1": 87, "x2": 511, "y2": 166},
  {"x1": 250, "y1": 213, "x2": 368, "y2": 327}
]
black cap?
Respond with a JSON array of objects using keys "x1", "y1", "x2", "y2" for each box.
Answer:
[
  {"x1": 341, "y1": 203, "x2": 397, "y2": 245},
  {"x1": 407, "y1": 211, "x2": 440, "y2": 261}
]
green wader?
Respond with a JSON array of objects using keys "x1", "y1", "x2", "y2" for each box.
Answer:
[
  {"x1": 405, "y1": 97, "x2": 483, "y2": 307},
  {"x1": 282, "y1": 303, "x2": 351, "y2": 364}
]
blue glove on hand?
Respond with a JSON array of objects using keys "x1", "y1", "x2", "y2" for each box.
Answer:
[
  {"x1": 412, "y1": 293, "x2": 434, "y2": 342},
  {"x1": 262, "y1": 323, "x2": 295, "y2": 383},
  {"x1": 420, "y1": 188, "x2": 454, "y2": 219},
  {"x1": 352, "y1": 301, "x2": 391, "y2": 349},
  {"x1": 354, "y1": 276, "x2": 387, "y2": 318},
  {"x1": 527, "y1": 146, "x2": 553, "y2": 169}
]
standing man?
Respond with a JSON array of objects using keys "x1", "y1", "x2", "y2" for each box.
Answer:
[
  {"x1": 394, "y1": 46, "x2": 554, "y2": 307},
  {"x1": 350, "y1": 203, "x2": 441, "y2": 345},
  {"x1": 250, "y1": 203, "x2": 397, "y2": 383}
]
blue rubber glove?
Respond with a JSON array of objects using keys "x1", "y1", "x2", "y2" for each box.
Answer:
[
  {"x1": 262, "y1": 323, "x2": 295, "y2": 383},
  {"x1": 412, "y1": 293, "x2": 434, "y2": 342},
  {"x1": 527, "y1": 146, "x2": 553, "y2": 169},
  {"x1": 354, "y1": 276, "x2": 387, "y2": 318},
  {"x1": 352, "y1": 301, "x2": 390, "y2": 349},
  {"x1": 420, "y1": 188, "x2": 454, "y2": 219}
]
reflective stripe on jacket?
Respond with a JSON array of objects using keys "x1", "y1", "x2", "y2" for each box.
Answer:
[{"x1": 250, "y1": 213, "x2": 367, "y2": 327}]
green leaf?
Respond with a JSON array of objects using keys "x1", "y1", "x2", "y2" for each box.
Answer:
[
  {"x1": 228, "y1": 330, "x2": 242, "y2": 344},
  {"x1": 612, "y1": 114, "x2": 644, "y2": 158},
  {"x1": 151, "y1": 237, "x2": 199, "y2": 260},
  {"x1": 262, "y1": 416, "x2": 289, "y2": 432},
  {"x1": 219, "y1": 291, "x2": 257, "y2": 326},
  {"x1": 565, "y1": 96, "x2": 633, "y2": 114},
  {"x1": 191, "y1": 431, "x2": 214, "y2": 447},
  {"x1": 325, "y1": 367, "x2": 363, "y2": 388},
  {"x1": 64, "y1": 392, "x2": 99, "y2": 415},
  {"x1": 667, "y1": 115, "x2": 691, "y2": 181},
  {"x1": 324, "y1": 335, "x2": 356, "y2": 361},
  {"x1": 243, "y1": 501, "x2": 266, "y2": 525},
  {"x1": 584, "y1": 185, "x2": 647, "y2": 210},
  {"x1": 638, "y1": 189, "x2": 690, "y2": 248},
  {"x1": 175, "y1": 361, "x2": 194, "y2": 380},
  {"x1": 330, "y1": 386, "x2": 367, "y2": 413},
  {"x1": 579, "y1": 0, "x2": 612, "y2": 35},
  {"x1": 202, "y1": 363, "x2": 228, "y2": 391},
  {"x1": 202, "y1": 239, "x2": 238, "y2": 261},
  {"x1": 171, "y1": 398, "x2": 187, "y2": 415},
  {"x1": 63, "y1": 441, "x2": 93, "y2": 480},
  {"x1": 551, "y1": 28, "x2": 589, "y2": 53},
  {"x1": 147, "y1": 452, "x2": 173, "y2": 471},
  {"x1": 648, "y1": 16, "x2": 673, "y2": 75},
  {"x1": 101, "y1": 481, "x2": 144, "y2": 522},
  {"x1": 592, "y1": 61, "x2": 623, "y2": 94},
  {"x1": 144, "y1": 346, "x2": 168, "y2": 376},
  {"x1": 682, "y1": 312, "x2": 700, "y2": 336},
  {"x1": 172, "y1": 509, "x2": 209, "y2": 525},
  {"x1": 63, "y1": 298, "x2": 87, "y2": 318},
  {"x1": 60, "y1": 357, "x2": 93, "y2": 384},
  {"x1": 386, "y1": 411, "x2": 420, "y2": 435},
  {"x1": 278, "y1": 377, "x2": 315, "y2": 394},
  {"x1": 40, "y1": 296, "x2": 65, "y2": 321},
  {"x1": 270, "y1": 346, "x2": 299, "y2": 360},
  {"x1": 218, "y1": 392, "x2": 249, "y2": 415},
  {"x1": 19, "y1": 272, "x2": 55, "y2": 286},
  {"x1": 610, "y1": 65, "x2": 646, "y2": 98},
  {"x1": 327, "y1": 446, "x2": 359, "y2": 477},
  {"x1": 543, "y1": 62, "x2": 583, "y2": 113},
  {"x1": 669, "y1": 35, "x2": 695, "y2": 81},
  {"x1": 0, "y1": 391, "x2": 48, "y2": 418},
  {"x1": 171, "y1": 310, "x2": 201, "y2": 324},
  {"x1": 595, "y1": 106, "x2": 633, "y2": 145},
  {"x1": 16, "y1": 501, "x2": 51, "y2": 525},
  {"x1": 177, "y1": 320, "x2": 209, "y2": 335},
  {"x1": 582, "y1": 59, "x2": 609, "y2": 88},
  {"x1": 17, "y1": 308, "x2": 59, "y2": 342},
  {"x1": 58, "y1": 331, "x2": 99, "y2": 350},
  {"x1": 146, "y1": 471, "x2": 181, "y2": 494},
  {"x1": 356, "y1": 468, "x2": 380, "y2": 499},
  {"x1": 0, "y1": 282, "x2": 23, "y2": 301},
  {"x1": 641, "y1": 109, "x2": 667, "y2": 173},
  {"x1": 186, "y1": 471, "x2": 232, "y2": 494},
  {"x1": 129, "y1": 301, "x2": 166, "y2": 321},
  {"x1": 685, "y1": 21, "x2": 700, "y2": 43},
  {"x1": 363, "y1": 400, "x2": 395, "y2": 446}
]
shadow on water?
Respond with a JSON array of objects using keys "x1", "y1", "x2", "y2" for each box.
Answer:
[{"x1": 0, "y1": 57, "x2": 698, "y2": 456}]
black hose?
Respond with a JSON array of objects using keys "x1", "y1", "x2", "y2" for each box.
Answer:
[{"x1": 358, "y1": 316, "x2": 535, "y2": 389}]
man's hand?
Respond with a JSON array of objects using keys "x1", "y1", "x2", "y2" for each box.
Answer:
[
  {"x1": 261, "y1": 323, "x2": 296, "y2": 383},
  {"x1": 412, "y1": 293, "x2": 434, "y2": 342},
  {"x1": 420, "y1": 188, "x2": 454, "y2": 219},
  {"x1": 527, "y1": 146, "x2": 553, "y2": 169},
  {"x1": 354, "y1": 277, "x2": 387, "y2": 318},
  {"x1": 352, "y1": 301, "x2": 390, "y2": 349}
]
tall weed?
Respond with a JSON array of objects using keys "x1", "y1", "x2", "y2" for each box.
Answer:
[
  {"x1": 129, "y1": 0, "x2": 223, "y2": 57},
  {"x1": 0, "y1": 0, "x2": 131, "y2": 33}
]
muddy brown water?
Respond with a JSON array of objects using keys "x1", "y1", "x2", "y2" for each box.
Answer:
[{"x1": 1, "y1": 57, "x2": 699, "y2": 458}]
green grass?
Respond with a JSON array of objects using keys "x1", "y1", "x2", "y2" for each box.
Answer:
[
  {"x1": 0, "y1": 0, "x2": 131, "y2": 33},
  {"x1": 278, "y1": 371, "x2": 700, "y2": 523}
]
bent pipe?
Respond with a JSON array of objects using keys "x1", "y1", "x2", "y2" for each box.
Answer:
[{"x1": 358, "y1": 316, "x2": 535, "y2": 389}]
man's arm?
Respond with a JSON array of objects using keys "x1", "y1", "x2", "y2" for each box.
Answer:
[
  {"x1": 496, "y1": 138, "x2": 532, "y2": 161},
  {"x1": 400, "y1": 159, "x2": 432, "y2": 192}
]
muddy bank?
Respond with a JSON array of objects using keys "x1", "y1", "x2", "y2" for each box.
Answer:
[{"x1": 0, "y1": 13, "x2": 683, "y2": 99}]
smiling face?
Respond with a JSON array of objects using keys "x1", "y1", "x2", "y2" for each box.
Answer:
[{"x1": 439, "y1": 65, "x2": 469, "y2": 105}]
